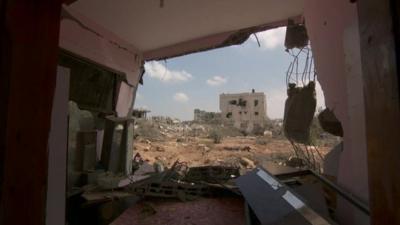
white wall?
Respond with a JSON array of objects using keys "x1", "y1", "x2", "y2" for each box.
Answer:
[{"x1": 46, "y1": 66, "x2": 70, "y2": 225}]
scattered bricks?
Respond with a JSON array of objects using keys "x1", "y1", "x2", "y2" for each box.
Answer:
[
  {"x1": 155, "y1": 146, "x2": 165, "y2": 152},
  {"x1": 285, "y1": 156, "x2": 304, "y2": 168},
  {"x1": 239, "y1": 157, "x2": 255, "y2": 169},
  {"x1": 131, "y1": 181, "x2": 212, "y2": 200},
  {"x1": 263, "y1": 130, "x2": 273, "y2": 138},
  {"x1": 224, "y1": 146, "x2": 240, "y2": 151},
  {"x1": 185, "y1": 166, "x2": 240, "y2": 183},
  {"x1": 242, "y1": 146, "x2": 251, "y2": 152},
  {"x1": 223, "y1": 146, "x2": 251, "y2": 151}
]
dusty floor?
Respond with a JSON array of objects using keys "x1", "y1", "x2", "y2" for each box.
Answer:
[{"x1": 111, "y1": 197, "x2": 245, "y2": 225}]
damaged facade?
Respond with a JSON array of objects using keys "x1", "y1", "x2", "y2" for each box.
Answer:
[
  {"x1": 193, "y1": 109, "x2": 221, "y2": 123},
  {"x1": 220, "y1": 90, "x2": 267, "y2": 132},
  {"x1": 132, "y1": 108, "x2": 150, "y2": 119}
]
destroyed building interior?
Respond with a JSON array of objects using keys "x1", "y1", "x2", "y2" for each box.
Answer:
[{"x1": 1, "y1": 0, "x2": 400, "y2": 225}]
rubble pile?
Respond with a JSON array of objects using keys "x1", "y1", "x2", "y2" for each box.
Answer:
[
  {"x1": 67, "y1": 113, "x2": 341, "y2": 225},
  {"x1": 77, "y1": 160, "x2": 340, "y2": 225},
  {"x1": 131, "y1": 116, "x2": 337, "y2": 172},
  {"x1": 128, "y1": 160, "x2": 241, "y2": 201}
]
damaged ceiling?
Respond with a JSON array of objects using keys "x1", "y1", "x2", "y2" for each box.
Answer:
[{"x1": 68, "y1": 0, "x2": 304, "y2": 58}]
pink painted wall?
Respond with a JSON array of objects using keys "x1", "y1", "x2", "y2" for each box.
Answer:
[
  {"x1": 116, "y1": 82, "x2": 135, "y2": 117},
  {"x1": 144, "y1": 18, "x2": 301, "y2": 60},
  {"x1": 59, "y1": 7, "x2": 143, "y2": 117},
  {"x1": 305, "y1": 1, "x2": 369, "y2": 224}
]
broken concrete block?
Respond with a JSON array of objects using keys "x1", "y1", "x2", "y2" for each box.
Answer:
[
  {"x1": 283, "y1": 82, "x2": 316, "y2": 144},
  {"x1": 155, "y1": 146, "x2": 165, "y2": 152},
  {"x1": 77, "y1": 131, "x2": 97, "y2": 171},
  {"x1": 284, "y1": 20, "x2": 309, "y2": 49},
  {"x1": 285, "y1": 156, "x2": 304, "y2": 168},
  {"x1": 242, "y1": 146, "x2": 251, "y2": 152},
  {"x1": 240, "y1": 157, "x2": 255, "y2": 168},
  {"x1": 318, "y1": 108, "x2": 343, "y2": 137},
  {"x1": 263, "y1": 130, "x2": 273, "y2": 138}
]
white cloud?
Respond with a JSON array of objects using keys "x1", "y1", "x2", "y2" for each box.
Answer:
[
  {"x1": 173, "y1": 92, "x2": 189, "y2": 103},
  {"x1": 206, "y1": 76, "x2": 227, "y2": 86},
  {"x1": 144, "y1": 61, "x2": 193, "y2": 83},
  {"x1": 250, "y1": 27, "x2": 286, "y2": 50}
]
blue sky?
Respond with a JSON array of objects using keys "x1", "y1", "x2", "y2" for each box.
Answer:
[{"x1": 134, "y1": 27, "x2": 325, "y2": 121}]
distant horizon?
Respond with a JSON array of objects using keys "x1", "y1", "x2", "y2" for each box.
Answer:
[{"x1": 134, "y1": 27, "x2": 325, "y2": 121}]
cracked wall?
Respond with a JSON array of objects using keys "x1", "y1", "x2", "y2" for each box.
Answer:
[{"x1": 305, "y1": 1, "x2": 369, "y2": 224}]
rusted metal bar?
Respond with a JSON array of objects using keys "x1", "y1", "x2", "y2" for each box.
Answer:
[{"x1": 275, "y1": 169, "x2": 370, "y2": 215}]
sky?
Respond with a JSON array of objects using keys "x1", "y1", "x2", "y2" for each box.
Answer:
[{"x1": 134, "y1": 27, "x2": 325, "y2": 121}]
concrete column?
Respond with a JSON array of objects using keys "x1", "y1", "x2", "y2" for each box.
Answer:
[{"x1": 0, "y1": 1, "x2": 62, "y2": 225}]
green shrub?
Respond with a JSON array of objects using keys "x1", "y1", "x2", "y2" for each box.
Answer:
[{"x1": 208, "y1": 129, "x2": 223, "y2": 144}]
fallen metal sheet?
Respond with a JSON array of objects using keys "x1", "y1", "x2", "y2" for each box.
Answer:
[
  {"x1": 293, "y1": 183, "x2": 330, "y2": 219},
  {"x1": 274, "y1": 169, "x2": 370, "y2": 216},
  {"x1": 235, "y1": 167, "x2": 333, "y2": 225}
]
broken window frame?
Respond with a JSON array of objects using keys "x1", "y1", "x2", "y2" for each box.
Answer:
[
  {"x1": 238, "y1": 98, "x2": 247, "y2": 107},
  {"x1": 59, "y1": 49, "x2": 126, "y2": 114},
  {"x1": 229, "y1": 100, "x2": 237, "y2": 105}
]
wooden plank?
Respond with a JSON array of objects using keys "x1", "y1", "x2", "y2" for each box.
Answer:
[
  {"x1": 357, "y1": 0, "x2": 400, "y2": 224},
  {"x1": 0, "y1": 1, "x2": 62, "y2": 225}
]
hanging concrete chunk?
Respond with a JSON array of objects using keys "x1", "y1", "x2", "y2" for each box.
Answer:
[
  {"x1": 318, "y1": 108, "x2": 343, "y2": 137},
  {"x1": 283, "y1": 82, "x2": 317, "y2": 144},
  {"x1": 285, "y1": 19, "x2": 309, "y2": 49}
]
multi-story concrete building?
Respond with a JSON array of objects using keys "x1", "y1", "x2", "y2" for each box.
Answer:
[{"x1": 219, "y1": 89, "x2": 267, "y2": 132}]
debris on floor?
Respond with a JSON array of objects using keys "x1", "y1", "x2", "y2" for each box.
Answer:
[
  {"x1": 72, "y1": 157, "x2": 351, "y2": 225},
  {"x1": 66, "y1": 102, "x2": 342, "y2": 225}
]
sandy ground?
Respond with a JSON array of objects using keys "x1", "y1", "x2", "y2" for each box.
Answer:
[{"x1": 133, "y1": 135, "x2": 331, "y2": 169}]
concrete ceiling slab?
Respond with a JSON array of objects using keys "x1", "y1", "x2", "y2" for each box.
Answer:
[{"x1": 69, "y1": 0, "x2": 304, "y2": 52}]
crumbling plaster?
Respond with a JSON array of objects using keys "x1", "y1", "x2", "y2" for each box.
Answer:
[{"x1": 305, "y1": 1, "x2": 369, "y2": 224}]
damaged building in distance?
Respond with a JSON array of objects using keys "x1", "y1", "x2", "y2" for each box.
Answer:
[
  {"x1": 220, "y1": 89, "x2": 267, "y2": 132},
  {"x1": 193, "y1": 109, "x2": 221, "y2": 123}
]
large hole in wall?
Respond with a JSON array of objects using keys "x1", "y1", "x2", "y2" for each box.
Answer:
[
  {"x1": 132, "y1": 26, "x2": 339, "y2": 173},
  {"x1": 59, "y1": 26, "x2": 346, "y2": 225},
  {"x1": 59, "y1": 51, "x2": 123, "y2": 113}
]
